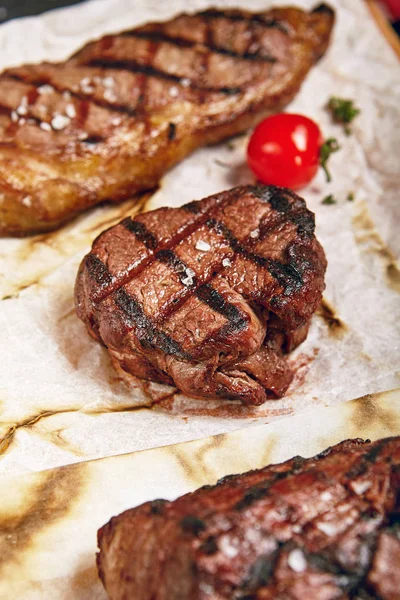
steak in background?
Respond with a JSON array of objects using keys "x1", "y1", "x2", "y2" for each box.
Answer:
[
  {"x1": 75, "y1": 184, "x2": 326, "y2": 406},
  {"x1": 0, "y1": 4, "x2": 334, "y2": 234},
  {"x1": 97, "y1": 436, "x2": 400, "y2": 600}
]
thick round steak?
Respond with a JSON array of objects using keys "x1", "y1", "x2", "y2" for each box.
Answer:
[{"x1": 75, "y1": 184, "x2": 326, "y2": 405}]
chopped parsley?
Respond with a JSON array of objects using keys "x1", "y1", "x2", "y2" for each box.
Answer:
[
  {"x1": 347, "y1": 191, "x2": 355, "y2": 202},
  {"x1": 319, "y1": 138, "x2": 340, "y2": 183},
  {"x1": 321, "y1": 194, "x2": 337, "y2": 205},
  {"x1": 327, "y1": 97, "x2": 360, "y2": 135}
]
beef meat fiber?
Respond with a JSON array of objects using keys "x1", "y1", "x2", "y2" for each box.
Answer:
[
  {"x1": 0, "y1": 4, "x2": 334, "y2": 234},
  {"x1": 75, "y1": 184, "x2": 326, "y2": 405},
  {"x1": 97, "y1": 436, "x2": 400, "y2": 600}
]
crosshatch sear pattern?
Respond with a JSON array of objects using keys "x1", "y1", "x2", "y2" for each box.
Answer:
[
  {"x1": 75, "y1": 184, "x2": 327, "y2": 406},
  {"x1": 0, "y1": 4, "x2": 334, "y2": 234}
]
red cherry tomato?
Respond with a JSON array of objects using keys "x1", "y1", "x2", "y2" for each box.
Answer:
[{"x1": 247, "y1": 113, "x2": 323, "y2": 190}]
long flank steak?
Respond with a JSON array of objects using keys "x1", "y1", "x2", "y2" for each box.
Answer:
[
  {"x1": 97, "y1": 436, "x2": 400, "y2": 600},
  {"x1": 0, "y1": 4, "x2": 334, "y2": 235},
  {"x1": 75, "y1": 184, "x2": 326, "y2": 405}
]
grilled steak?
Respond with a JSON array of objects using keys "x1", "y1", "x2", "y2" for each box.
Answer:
[
  {"x1": 0, "y1": 4, "x2": 334, "y2": 235},
  {"x1": 97, "y1": 436, "x2": 400, "y2": 600},
  {"x1": 75, "y1": 184, "x2": 326, "y2": 405}
]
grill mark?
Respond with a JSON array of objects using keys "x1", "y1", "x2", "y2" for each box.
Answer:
[
  {"x1": 90, "y1": 191, "x2": 240, "y2": 303},
  {"x1": 239, "y1": 549, "x2": 281, "y2": 594},
  {"x1": 122, "y1": 217, "x2": 158, "y2": 250},
  {"x1": 93, "y1": 187, "x2": 304, "y2": 329},
  {"x1": 149, "y1": 499, "x2": 167, "y2": 515},
  {"x1": 252, "y1": 185, "x2": 315, "y2": 237},
  {"x1": 182, "y1": 200, "x2": 202, "y2": 214},
  {"x1": 85, "y1": 59, "x2": 242, "y2": 96},
  {"x1": 76, "y1": 99, "x2": 90, "y2": 128},
  {"x1": 235, "y1": 456, "x2": 306, "y2": 510},
  {"x1": 198, "y1": 9, "x2": 290, "y2": 34},
  {"x1": 206, "y1": 218, "x2": 303, "y2": 294},
  {"x1": 0, "y1": 104, "x2": 12, "y2": 117},
  {"x1": 179, "y1": 515, "x2": 206, "y2": 536},
  {"x1": 168, "y1": 122, "x2": 176, "y2": 140},
  {"x1": 114, "y1": 288, "x2": 191, "y2": 360},
  {"x1": 155, "y1": 250, "x2": 250, "y2": 341},
  {"x1": 236, "y1": 449, "x2": 392, "y2": 595},
  {"x1": 195, "y1": 283, "x2": 247, "y2": 331},
  {"x1": 156, "y1": 249, "x2": 197, "y2": 287},
  {"x1": 85, "y1": 254, "x2": 113, "y2": 287},
  {"x1": 346, "y1": 438, "x2": 392, "y2": 480},
  {"x1": 5, "y1": 74, "x2": 136, "y2": 117},
  {"x1": 123, "y1": 30, "x2": 277, "y2": 63},
  {"x1": 82, "y1": 134, "x2": 105, "y2": 145},
  {"x1": 236, "y1": 444, "x2": 395, "y2": 586}
]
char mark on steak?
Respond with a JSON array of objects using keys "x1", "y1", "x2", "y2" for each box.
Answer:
[
  {"x1": 75, "y1": 184, "x2": 327, "y2": 405},
  {"x1": 97, "y1": 436, "x2": 400, "y2": 600},
  {"x1": 0, "y1": 4, "x2": 334, "y2": 234}
]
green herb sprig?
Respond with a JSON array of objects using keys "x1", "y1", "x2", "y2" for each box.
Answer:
[
  {"x1": 327, "y1": 97, "x2": 360, "y2": 135},
  {"x1": 321, "y1": 194, "x2": 337, "y2": 205},
  {"x1": 320, "y1": 138, "x2": 340, "y2": 183}
]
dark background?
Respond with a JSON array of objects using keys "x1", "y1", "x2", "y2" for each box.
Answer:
[{"x1": 0, "y1": 0, "x2": 86, "y2": 22}]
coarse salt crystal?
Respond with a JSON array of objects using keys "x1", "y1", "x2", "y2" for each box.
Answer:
[
  {"x1": 222, "y1": 258, "x2": 232, "y2": 267},
  {"x1": 181, "y1": 276, "x2": 194, "y2": 287},
  {"x1": 180, "y1": 78, "x2": 191, "y2": 87},
  {"x1": 195, "y1": 240, "x2": 211, "y2": 252},
  {"x1": 17, "y1": 105, "x2": 28, "y2": 116},
  {"x1": 350, "y1": 480, "x2": 372, "y2": 495},
  {"x1": 199, "y1": 583, "x2": 213, "y2": 594},
  {"x1": 219, "y1": 536, "x2": 238, "y2": 559},
  {"x1": 79, "y1": 132, "x2": 89, "y2": 140},
  {"x1": 63, "y1": 91, "x2": 71, "y2": 100},
  {"x1": 65, "y1": 104, "x2": 76, "y2": 119},
  {"x1": 38, "y1": 85, "x2": 54, "y2": 95},
  {"x1": 103, "y1": 76, "x2": 115, "y2": 88},
  {"x1": 250, "y1": 228, "x2": 259, "y2": 238},
  {"x1": 10, "y1": 111, "x2": 18, "y2": 123},
  {"x1": 186, "y1": 268, "x2": 195, "y2": 278},
  {"x1": 81, "y1": 77, "x2": 91, "y2": 87},
  {"x1": 51, "y1": 114, "x2": 70, "y2": 130},
  {"x1": 169, "y1": 86, "x2": 179, "y2": 97},
  {"x1": 21, "y1": 195, "x2": 32, "y2": 207},
  {"x1": 288, "y1": 548, "x2": 307, "y2": 573},
  {"x1": 320, "y1": 491, "x2": 332, "y2": 502},
  {"x1": 18, "y1": 118, "x2": 26, "y2": 126},
  {"x1": 40, "y1": 121, "x2": 52, "y2": 132},
  {"x1": 316, "y1": 521, "x2": 337, "y2": 536},
  {"x1": 81, "y1": 84, "x2": 94, "y2": 94},
  {"x1": 111, "y1": 116, "x2": 122, "y2": 126},
  {"x1": 104, "y1": 89, "x2": 117, "y2": 103}
]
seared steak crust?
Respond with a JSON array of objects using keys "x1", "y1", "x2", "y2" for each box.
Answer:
[
  {"x1": 97, "y1": 436, "x2": 400, "y2": 600},
  {"x1": 0, "y1": 4, "x2": 334, "y2": 234},
  {"x1": 75, "y1": 184, "x2": 326, "y2": 405}
]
